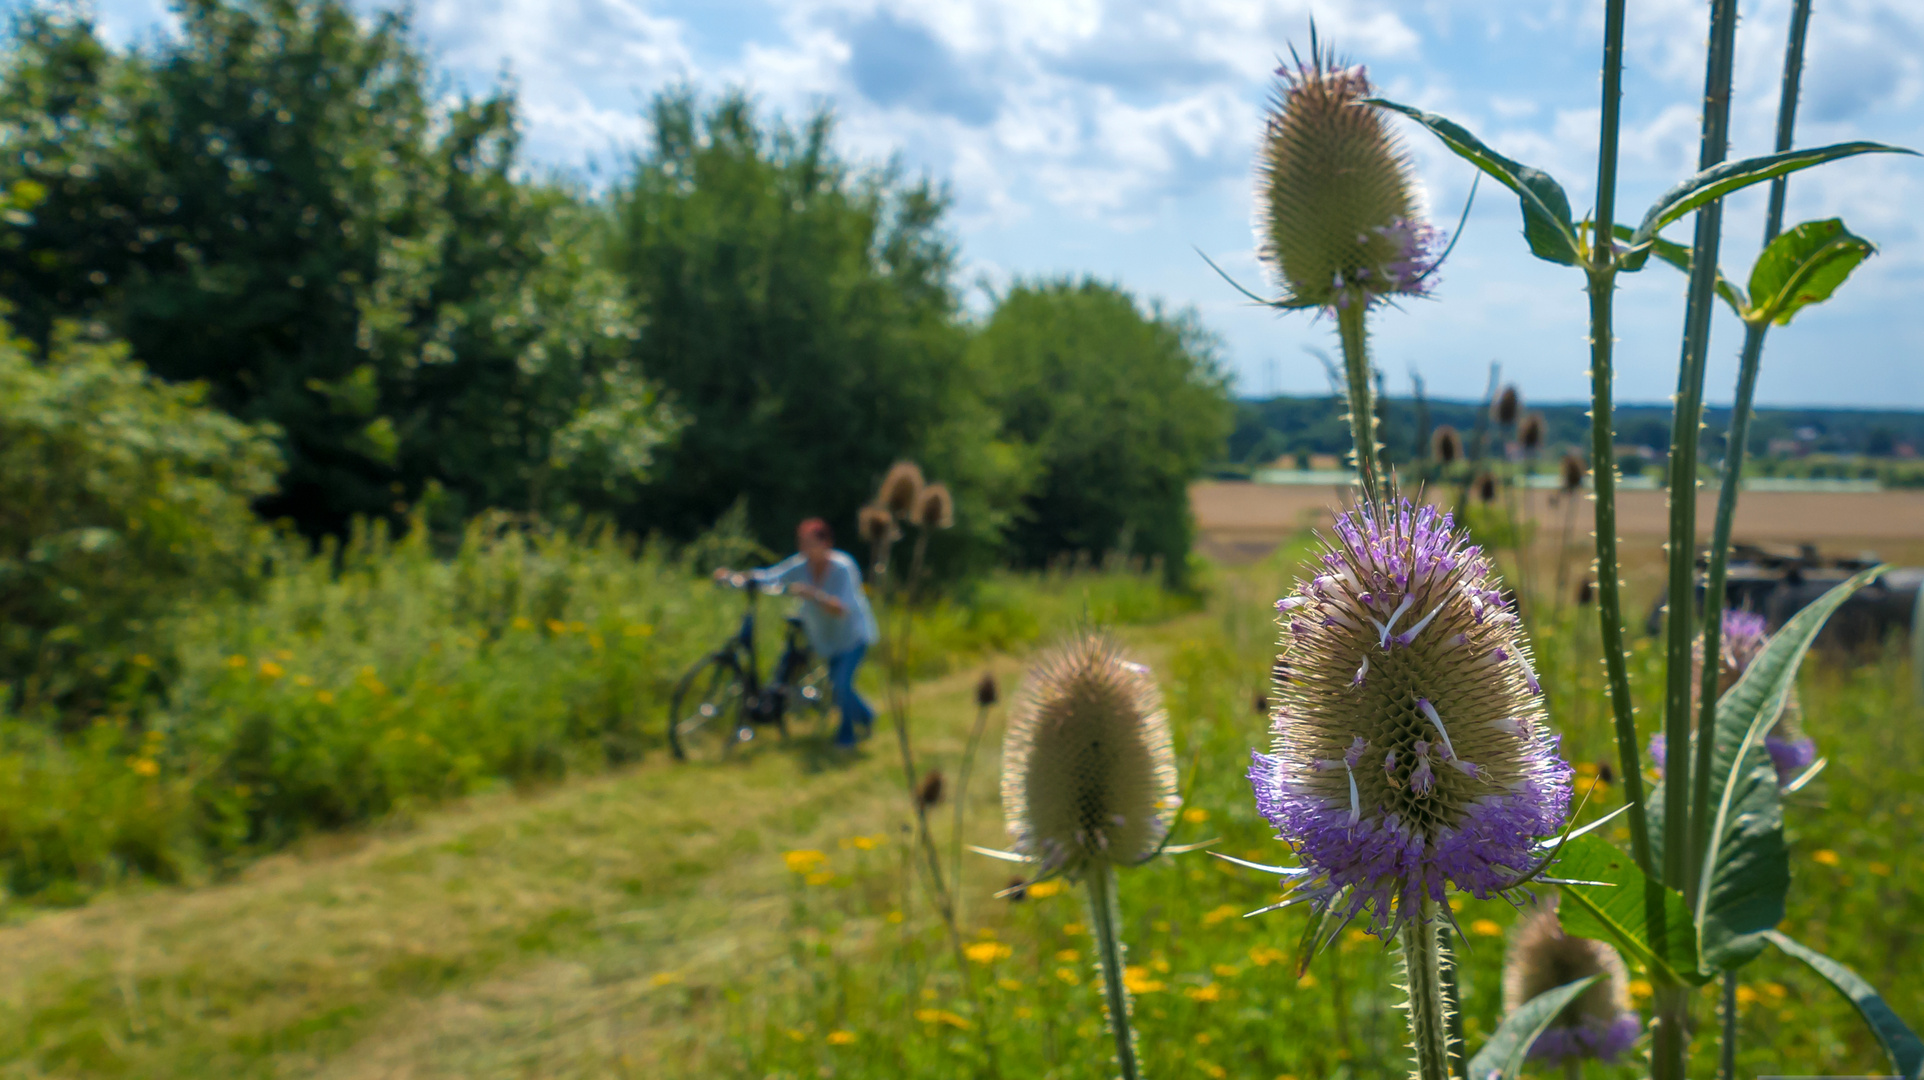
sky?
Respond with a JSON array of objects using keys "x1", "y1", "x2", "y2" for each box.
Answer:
[{"x1": 45, "y1": 0, "x2": 1924, "y2": 405}]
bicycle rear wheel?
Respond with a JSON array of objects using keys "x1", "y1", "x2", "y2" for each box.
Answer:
[
  {"x1": 668, "y1": 654, "x2": 747, "y2": 762},
  {"x1": 778, "y1": 658, "x2": 833, "y2": 740}
]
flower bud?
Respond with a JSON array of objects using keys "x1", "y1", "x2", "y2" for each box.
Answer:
[
  {"x1": 1254, "y1": 42, "x2": 1436, "y2": 311},
  {"x1": 1431, "y1": 425, "x2": 1462, "y2": 466},
  {"x1": 1002, "y1": 633, "x2": 1177, "y2": 878},
  {"x1": 879, "y1": 461, "x2": 925, "y2": 519},
  {"x1": 1502, "y1": 905, "x2": 1641, "y2": 1064},
  {"x1": 1250, "y1": 499, "x2": 1570, "y2": 937},
  {"x1": 1493, "y1": 385, "x2": 1520, "y2": 427}
]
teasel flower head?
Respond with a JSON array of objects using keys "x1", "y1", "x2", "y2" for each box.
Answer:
[
  {"x1": 1493, "y1": 385, "x2": 1521, "y2": 427},
  {"x1": 1002, "y1": 633, "x2": 1179, "y2": 881},
  {"x1": 976, "y1": 671, "x2": 999, "y2": 708},
  {"x1": 1576, "y1": 579, "x2": 1595, "y2": 606},
  {"x1": 1475, "y1": 471, "x2": 1498, "y2": 505},
  {"x1": 859, "y1": 503, "x2": 900, "y2": 549},
  {"x1": 1249, "y1": 499, "x2": 1571, "y2": 939},
  {"x1": 1648, "y1": 609, "x2": 1814, "y2": 788},
  {"x1": 1560, "y1": 451, "x2": 1586, "y2": 494},
  {"x1": 1502, "y1": 904, "x2": 1642, "y2": 1064},
  {"x1": 917, "y1": 768, "x2": 946, "y2": 809},
  {"x1": 1431, "y1": 425, "x2": 1462, "y2": 466},
  {"x1": 1519, "y1": 412, "x2": 1546, "y2": 454},
  {"x1": 1253, "y1": 38, "x2": 1438, "y2": 312},
  {"x1": 879, "y1": 461, "x2": 925, "y2": 519},
  {"x1": 916, "y1": 482, "x2": 955, "y2": 530}
]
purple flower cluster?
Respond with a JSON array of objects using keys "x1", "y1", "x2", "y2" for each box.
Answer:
[
  {"x1": 1249, "y1": 499, "x2": 1571, "y2": 938},
  {"x1": 1649, "y1": 609, "x2": 1817, "y2": 789},
  {"x1": 1529, "y1": 1013, "x2": 1643, "y2": 1065}
]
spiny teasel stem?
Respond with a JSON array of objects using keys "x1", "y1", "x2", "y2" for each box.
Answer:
[
  {"x1": 1337, "y1": 303, "x2": 1382, "y2": 504},
  {"x1": 1085, "y1": 865, "x2": 1142, "y2": 1080},
  {"x1": 1399, "y1": 901, "x2": 1453, "y2": 1080}
]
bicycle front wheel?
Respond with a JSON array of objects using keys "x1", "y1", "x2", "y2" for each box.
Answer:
[{"x1": 668, "y1": 654, "x2": 747, "y2": 762}]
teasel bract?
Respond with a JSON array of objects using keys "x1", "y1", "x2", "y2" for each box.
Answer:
[
  {"x1": 1649, "y1": 609, "x2": 1816, "y2": 788},
  {"x1": 985, "y1": 632, "x2": 1183, "y2": 1080},
  {"x1": 1248, "y1": 499, "x2": 1573, "y2": 942},
  {"x1": 1502, "y1": 905, "x2": 1642, "y2": 1065}
]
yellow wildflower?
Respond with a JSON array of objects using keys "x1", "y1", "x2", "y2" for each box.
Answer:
[
  {"x1": 1811, "y1": 849, "x2": 1841, "y2": 867},
  {"x1": 1213, "y1": 964, "x2": 1240, "y2": 979},
  {"x1": 226, "y1": 654, "x2": 248, "y2": 669},
  {"x1": 963, "y1": 942, "x2": 1012, "y2": 965},
  {"x1": 1055, "y1": 949, "x2": 1080, "y2": 963},
  {"x1": 1470, "y1": 919, "x2": 1503, "y2": 937},
  {"x1": 1736, "y1": 985, "x2": 1760, "y2": 1006},
  {"x1": 997, "y1": 978, "x2": 1023, "y2": 991},
  {"x1": 1063, "y1": 922, "x2": 1085, "y2": 936},
  {"x1": 1298, "y1": 973, "x2": 1318, "y2": 989},
  {"x1": 1122, "y1": 966, "x2": 1165, "y2": 994},
  {"x1": 258, "y1": 660, "x2": 284, "y2": 679},
  {"x1": 886, "y1": 910, "x2": 904, "y2": 924},
  {"x1": 316, "y1": 690, "x2": 335, "y2": 705},
  {"x1": 1182, "y1": 807, "x2": 1210, "y2": 824},
  {"x1": 914, "y1": 1009, "x2": 971, "y2": 1029},
  {"x1": 546, "y1": 619, "x2": 567, "y2": 634},
  {"x1": 784, "y1": 849, "x2": 828, "y2": 874},
  {"x1": 1203, "y1": 903, "x2": 1241, "y2": 928},
  {"x1": 1200, "y1": 1062, "x2": 1227, "y2": 1079},
  {"x1": 1248, "y1": 945, "x2": 1286, "y2": 967},
  {"x1": 826, "y1": 1030, "x2": 855, "y2": 1045},
  {"x1": 624, "y1": 623, "x2": 654, "y2": 637},
  {"x1": 132, "y1": 654, "x2": 153, "y2": 668},
  {"x1": 1055, "y1": 967, "x2": 1081, "y2": 986},
  {"x1": 1869, "y1": 862, "x2": 1892, "y2": 876},
  {"x1": 511, "y1": 616, "x2": 534, "y2": 631},
  {"x1": 804, "y1": 871, "x2": 835, "y2": 886},
  {"x1": 1028, "y1": 880, "x2": 1065, "y2": 898},
  {"x1": 649, "y1": 971, "x2": 682, "y2": 987},
  {"x1": 1185, "y1": 983, "x2": 1221, "y2": 1002},
  {"x1": 1629, "y1": 979, "x2": 1653, "y2": 1000},
  {"x1": 131, "y1": 758, "x2": 159, "y2": 777}
]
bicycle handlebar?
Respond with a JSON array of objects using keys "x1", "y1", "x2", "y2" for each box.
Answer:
[{"x1": 718, "y1": 572, "x2": 788, "y2": 596}]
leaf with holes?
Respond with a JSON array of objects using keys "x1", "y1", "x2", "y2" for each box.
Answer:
[
  {"x1": 1746, "y1": 218, "x2": 1875, "y2": 326},
  {"x1": 1370, "y1": 99, "x2": 1582, "y2": 266}
]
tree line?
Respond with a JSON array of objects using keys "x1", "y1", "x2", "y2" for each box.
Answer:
[{"x1": 0, "y1": 0, "x2": 1230, "y2": 578}]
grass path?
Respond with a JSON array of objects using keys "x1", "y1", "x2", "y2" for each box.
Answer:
[{"x1": 0, "y1": 621, "x2": 1198, "y2": 1080}]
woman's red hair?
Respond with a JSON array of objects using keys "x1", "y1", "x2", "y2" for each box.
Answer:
[{"x1": 797, "y1": 517, "x2": 833, "y2": 545}]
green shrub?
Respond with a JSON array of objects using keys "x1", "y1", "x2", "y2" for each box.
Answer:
[{"x1": 0, "y1": 319, "x2": 279, "y2": 713}]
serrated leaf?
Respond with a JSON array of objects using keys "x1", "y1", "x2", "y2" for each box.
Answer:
[
  {"x1": 1555, "y1": 833, "x2": 1708, "y2": 986},
  {"x1": 1465, "y1": 974, "x2": 1604, "y2": 1080},
  {"x1": 1746, "y1": 218, "x2": 1875, "y2": 326},
  {"x1": 1631, "y1": 141, "x2": 1915, "y2": 247},
  {"x1": 1766, "y1": 931, "x2": 1924, "y2": 1078},
  {"x1": 1369, "y1": 99, "x2": 1581, "y2": 266},
  {"x1": 1697, "y1": 566, "x2": 1883, "y2": 971}
]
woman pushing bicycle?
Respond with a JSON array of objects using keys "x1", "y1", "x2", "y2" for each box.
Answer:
[{"x1": 714, "y1": 518, "x2": 877, "y2": 749}]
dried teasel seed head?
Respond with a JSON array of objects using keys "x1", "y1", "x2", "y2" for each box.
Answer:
[
  {"x1": 1493, "y1": 385, "x2": 1521, "y2": 427},
  {"x1": 917, "y1": 768, "x2": 945, "y2": 809},
  {"x1": 1251, "y1": 499, "x2": 1570, "y2": 938},
  {"x1": 879, "y1": 461, "x2": 925, "y2": 519},
  {"x1": 1254, "y1": 39, "x2": 1438, "y2": 311},
  {"x1": 916, "y1": 483, "x2": 955, "y2": 530},
  {"x1": 1519, "y1": 412, "x2": 1547, "y2": 453},
  {"x1": 1431, "y1": 425, "x2": 1462, "y2": 465},
  {"x1": 1004, "y1": 876, "x2": 1029, "y2": 902},
  {"x1": 859, "y1": 503, "x2": 900, "y2": 548},
  {"x1": 1475, "y1": 471, "x2": 1498, "y2": 504},
  {"x1": 1002, "y1": 633, "x2": 1178, "y2": 878},
  {"x1": 976, "y1": 671, "x2": 999, "y2": 708},
  {"x1": 1576, "y1": 579, "x2": 1595, "y2": 605},
  {"x1": 1502, "y1": 905, "x2": 1640, "y2": 1064},
  {"x1": 1254, "y1": 693, "x2": 1270, "y2": 715},
  {"x1": 1560, "y1": 452, "x2": 1586, "y2": 494}
]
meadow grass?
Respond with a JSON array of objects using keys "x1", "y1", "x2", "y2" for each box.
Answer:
[{"x1": 0, "y1": 534, "x2": 1917, "y2": 1079}]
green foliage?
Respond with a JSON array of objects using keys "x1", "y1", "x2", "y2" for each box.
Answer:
[
  {"x1": 605, "y1": 89, "x2": 1021, "y2": 573},
  {"x1": 1767, "y1": 930, "x2": 1924, "y2": 1078},
  {"x1": 1747, "y1": 218, "x2": 1875, "y2": 326},
  {"x1": 1465, "y1": 975, "x2": 1603, "y2": 1080},
  {"x1": 0, "y1": 1, "x2": 673, "y2": 535},
  {"x1": 0, "y1": 317, "x2": 278, "y2": 712},
  {"x1": 968, "y1": 279, "x2": 1232, "y2": 582}
]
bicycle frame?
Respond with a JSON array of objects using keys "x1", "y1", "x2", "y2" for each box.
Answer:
[{"x1": 725, "y1": 580, "x2": 813, "y2": 727}]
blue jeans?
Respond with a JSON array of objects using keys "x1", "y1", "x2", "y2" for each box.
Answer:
[{"x1": 827, "y1": 644, "x2": 873, "y2": 747}]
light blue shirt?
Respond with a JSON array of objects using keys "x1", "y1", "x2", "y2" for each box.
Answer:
[{"x1": 759, "y1": 549, "x2": 878, "y2": 658}]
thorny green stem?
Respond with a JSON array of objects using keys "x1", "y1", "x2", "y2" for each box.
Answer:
[
  {"x1": 1085, "y1": 865, "x2": 1142, "y2": 1080},
  {"x1": 1336, "y1": 302, "x2": 1382, "y2": 505},
  {"x1": 1692, "y1": 0, "x2": 1813, "y2": 902},
  {"x1": 1666, "y1": 0, "x2": 1739, "y2": 899},
  {"x1": 1399, "y1": 903, "x2": 1453, "y2": 1080},
  {"x1": 1587, "y1": 0, "x2": 1653, "y2": 878},
  {"x1": 1652, "y1": 982, "x2": 1694, "y2": 1080},
  {"x1": 1440, "y1": 927, "x2": 1466, "y2": 1077},
  {"x1": 1721, "y1": 971, "x2": 1741, "y2": 1080}
]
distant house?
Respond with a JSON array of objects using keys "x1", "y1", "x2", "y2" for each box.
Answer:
[
  {"x1": 1270, "y1": 453, "x2": 1299, "y2": 470},
  {"x1": 1767, "y1": 437, "x2": 1808, "y2": 458},
  {"x1": 1307, "y1": 453, "x2": 1342, "y2": 471}
]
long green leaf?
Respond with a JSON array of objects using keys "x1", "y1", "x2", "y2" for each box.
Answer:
[
  {"x1": 1766, "y1": 930, "x2": 1924, "y2": 1078},
  {"x1": 1747, "y1": 217, "x2": 1875, "y2": 325},
  {"x1": 1369, "y1": 99, "x2": 1582, "y2": 266},
  {"x1": 1603, "y1": 223, "x2": 1748, "y2": 314},
  {"x1": 1630, "y1": 141, "x2": 1915, "y2": 246},
  {"x1": 1697, "y1": 566, "x2": 1884, "y2": 971},
  {"x1": 1556, "y1": 834, "x2": 1707, "y2": 986},
  {"x1": 1465, "y1": 975, "x2": 1604, "y2": 1080}
]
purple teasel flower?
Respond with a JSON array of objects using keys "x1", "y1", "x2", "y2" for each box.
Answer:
[
  {"x1": 1648, "y1": 609, "x2": 1818, "y2": 790},
  {"x1": 1503, "y1": 904, "x2": 1643, "y2": 1066},
  {"x1": 1246, "y1": 499, "x2": 1572, "y2": 941}
]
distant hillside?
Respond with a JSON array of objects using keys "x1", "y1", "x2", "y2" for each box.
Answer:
[{"x1": 1227, "y1": 395, "x2": 1924, "y2": 467}]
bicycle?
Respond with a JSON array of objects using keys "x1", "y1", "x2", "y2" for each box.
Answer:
[{"x1": 668, "y1": 573, "x2": 832, "y2": 762}]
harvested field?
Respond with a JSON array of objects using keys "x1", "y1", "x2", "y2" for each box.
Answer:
[{"x1": 1193, "y1": 481, "x2": 1924, "y2": 563}]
